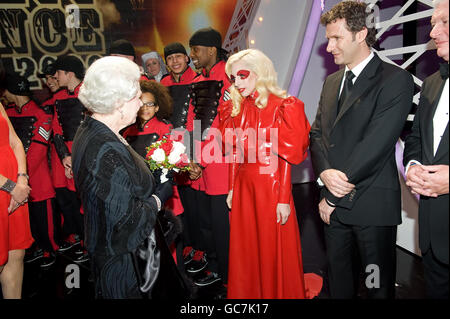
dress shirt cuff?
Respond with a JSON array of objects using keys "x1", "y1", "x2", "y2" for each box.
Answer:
[
  {"x1": 405, "y1": 160, "x2": 422, "y2": 175},
  {"x1": 317, "y1": 177, "x2": 324, "y2": 187},
  {"x1": 152, "y1": 195, "x2": 161, "y2": 211}
]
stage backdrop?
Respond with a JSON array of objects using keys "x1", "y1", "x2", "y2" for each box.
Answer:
[{"x1": 0, "y1": 0, "x2": 236, "y2": 93}]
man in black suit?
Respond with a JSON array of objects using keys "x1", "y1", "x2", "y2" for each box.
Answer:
[
  {"x1": 310, "y1": 1, "x2": 414, "y2": 298},
  {"x1": 403, "y1": 0, "x2": 449, "y2": 299}
]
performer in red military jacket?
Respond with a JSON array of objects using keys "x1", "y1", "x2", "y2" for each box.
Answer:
[
  {"x1": 186, "y1": 27, "x2": 232, "y2": 287},
  {"x1": 161, "y1": 42, "x2": 211, "y2": 273},
  {"x1": 38, "y1": 63, "x2": 65, "y2": 260},
  {"x1": 51, "y1": 55, "x2": 87, "y2": 262},
  {"x1": 3, "y1": 74, "x2": 58, "y2": 267}
]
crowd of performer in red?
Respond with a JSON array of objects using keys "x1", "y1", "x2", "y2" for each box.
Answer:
[
  {"x1": 0, "y1": 0, "x2": 448, "y2": 300},
  {"x1": 0, "y1": 25, "x2": 322, "y2": 299}
]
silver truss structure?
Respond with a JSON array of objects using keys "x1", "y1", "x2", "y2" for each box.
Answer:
[
  {"x1": 222, "y1": 0, "x2": 261, "y2": 54},
  {"x1": 368, "y1": 0, "x2": 436, "y2": 104}
]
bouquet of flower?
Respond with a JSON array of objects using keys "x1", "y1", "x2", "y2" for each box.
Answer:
[{"x1": 145, "y1": 136, "x2": 190, "y2": 183}]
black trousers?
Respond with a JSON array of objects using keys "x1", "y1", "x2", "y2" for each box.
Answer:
[
  {"x1": 325, "y1": 213, "x2": 397, "y2": 299},
  {"x1": 190, "y1": 193, "x2": 230, "y2": 281},
  {"x1": 177, "y1": 186, "x2": 208, "y2": 251},
  {"x1": 292, "y1": 183, "x2": 327, "y2": 274},
  {"x1": 422, "y1": 248, "x2": 449, "y2": 299},
  {"x1": 178, "y1": 187, "x2": 230, "y2": 280},
  {"x1": 28, "y1": 198, "x2": 60, "y2": 252},
  {"x1": 206, "y1": 194, "x2": 230, "y2": 282},
  {"x1": 54, "y1": 187, "x2": 83, "y2": 239}
]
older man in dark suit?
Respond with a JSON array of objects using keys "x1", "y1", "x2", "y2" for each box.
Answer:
[
  {"x1": 403, "y1": 0, "x2": 449, "y2": 299},
  {"x1": 310, "y1": 1, "x2": 414, "y2": 298}
]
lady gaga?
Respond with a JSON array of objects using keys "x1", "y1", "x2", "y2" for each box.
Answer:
[{"x1": 219, "y1": 49, "x2": 322, "y2": 299}]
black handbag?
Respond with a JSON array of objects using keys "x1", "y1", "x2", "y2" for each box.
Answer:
[{"x1": 131, "y1": 214, "x2": 191, "y2": 299}]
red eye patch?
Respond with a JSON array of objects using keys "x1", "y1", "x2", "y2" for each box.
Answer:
[
  {"x1": 237, "y1": 70, "x2": 250, "y2": 79},
  {"x1": 230, "y1": 70, "x2": 251, "y2": 83}
]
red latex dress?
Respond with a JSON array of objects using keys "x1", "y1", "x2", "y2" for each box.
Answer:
[{"x1": 218, "y1": 93, "x2": 322, "y2": 298}]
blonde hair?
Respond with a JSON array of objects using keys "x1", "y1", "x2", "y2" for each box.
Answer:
[{"x1": 225, "y1": 49, "x2": 286, "y2": 117}]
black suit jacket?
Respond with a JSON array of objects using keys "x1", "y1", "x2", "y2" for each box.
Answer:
[
  {"x1": 310, "y1": 54, "x2": 414, "y2": 226},
  {"x1": 403, "y1": 70, "x2": 449, "y2": 264}
]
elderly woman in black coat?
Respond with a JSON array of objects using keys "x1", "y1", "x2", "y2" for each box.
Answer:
[{"x1": 72, "y1": 56, "x2": 173, "y2": 299}]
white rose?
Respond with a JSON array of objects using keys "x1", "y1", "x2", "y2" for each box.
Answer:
[
  {"x1": 167, "y1": 141, "x2": 186, "y2": 164},
  {"x1": 172, "y1": 141, "x2": 186, "y2": 154},
  {"x1": 168, "y1": 152, "x2": 181, "y2": 165},
  {"x1": 151, "y1": 148, "x2": 166, "y2": 163}
]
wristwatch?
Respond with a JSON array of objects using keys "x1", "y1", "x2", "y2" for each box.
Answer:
[
  {"x1": 1, "y1": 179, "x2": 16, "y2": 193},
  {"x1": 17, "y1": 173, "x2": 29, "y2": 180}
]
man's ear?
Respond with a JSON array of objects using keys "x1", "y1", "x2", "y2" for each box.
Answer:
[
  {"x1": 357, "y1": 27, "x2": 368, "y2": 45},
  {"x1": 209, "y1": 46, "x2": 217, "y2": 57}
]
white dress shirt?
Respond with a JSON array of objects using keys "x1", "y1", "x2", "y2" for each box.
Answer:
[
  {"x1": 433, "y1": 78, "x2": 449, "y2": 156},
  {"x1": 405, "y1": 77, "x2": 449, "y2": 174},
  {"x1": 339, "y1": 52, "x2": 375, "y2": 96}
]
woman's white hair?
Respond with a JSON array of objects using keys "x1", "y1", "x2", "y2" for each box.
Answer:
[
  {"x1": 79, "y1": 56, "x2": 140, "y2": 114},
  {"x1": 225, "y1": 49, "x2": 286, "y2": 117}
]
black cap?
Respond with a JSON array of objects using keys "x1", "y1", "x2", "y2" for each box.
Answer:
[
  {"x1": 37, "y1": 63, "x2": 56, "y2": 78},
  {"x1": 164, "y1": 42, "x2": 188, "y2": 61},
  {"x1": 108, "y1": 39, "x2": 136, "y2": 58},
  {"x1": 189, "y1": 27, "x2": 223, "y2": 48},
  {"x1": 53, "y1": 55, "x2": 85, "y2": 79},
  {"x1": 5, "y1": 73, "x2": 32, "y2": 96}
]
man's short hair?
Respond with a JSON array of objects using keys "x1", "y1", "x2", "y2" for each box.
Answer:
[{"x1": 320, "y1": 1, "x2": 377, "y2": 48}]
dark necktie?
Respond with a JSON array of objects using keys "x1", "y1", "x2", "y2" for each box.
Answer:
[
  {"x1": 338, "y1": 70, "x2": 355, "y2": 114},
  {"x1": 439, "y1": 63, "x2": 449, "y2": 80}
]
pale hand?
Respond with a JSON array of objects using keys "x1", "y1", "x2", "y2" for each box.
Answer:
[
  {"x1": 405, "y1": 164, "x2": 427, "y2": 195},
  {"x1": 318, "y1": 197, "x2": 335, "y2": 225},
  {"x1": 8, "y1": 182, "x2": 31, "y2": 213},
  {"x1": 226, "y1": 190, "x2": 233, "y2": 209},
  {"x1": 276, "y1": 203, "x2": 290, "y2": 225},
  {"x1": 407, "y1": 164, "x2": 449, "y2": 197},
  {"x1": 320, "y1": 169, "x2": 355, "y2": 198}
]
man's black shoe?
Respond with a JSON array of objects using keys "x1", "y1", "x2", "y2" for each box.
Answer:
[
  {"x1": 24, "y1": 248, "x2": 44, "y2": 263},
  {"x1": 72, "y1": 251, "x2": 89, "y2": 263},
  {"x1": 40, "y1": 252, "x2": 56, "y2": 268},
  {"x1": 184, "y1": 249, "x2": 196, "y2": 265},
  {"x1": 194, "y1": 272, "x2": 221, "y2": 287},
  {"x1": 186, "y1": 255, "x2": 208, "y2": 273},
  {"x1": 57, "y1": 240, "x2": 80, "y2": 253}
]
